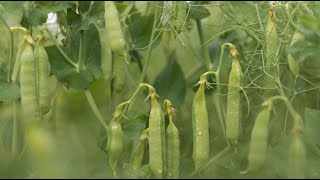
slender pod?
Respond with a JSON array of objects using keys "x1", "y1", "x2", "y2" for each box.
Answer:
[
  {"x1": 287, "y1": 134, "x2": 306, "y2": 179},
  {"x1": 20, "y1": 40, "x2": 40, "y2": 121},
  {"x1": 288, "y1": 31, "x2": 304, "y2": 78},
  {"x1": 226, "y1": 57, "x2": 242, "y2": 147},
  {"x1": 262, "y1": 10, "x2": 278, "y2": 99},
  {"x1": 243, "y1": 103, "x2": 272, "y2": 173},
  {"x1": 104, "y1": 1, "x2": 126, "y2": 58},
  {"x1": 35, "y1": 41, "x2": 51, "y2": 115},
  {"x1": 165, "y1": 100, "x2": 180, "y2": 179},
  {"x1": 106, "y1": 112, "x2": 123, "y2": 177},
  {"x1": 148, "y1": 93, "x2": 166, "y2": 178},
  {"x1": 192, "y1": 79, "x2": 209, "y2": 171},
  {"x1": 132, "y1": 128, "x2": 149, "y2": 174}
]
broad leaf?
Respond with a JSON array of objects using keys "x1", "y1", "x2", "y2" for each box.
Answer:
[
  {"x1": 188, "y1": 4, "x2": 210, "y2": 20},
  {"x1": 0, "y1": 82, "x2": 20, "y2": 101},
  {"x1": 46, "y1": 24, "x2": 102, "y2": 90},
  {"x1": 153, "y1": 52, "x2": 186, "y2": 107}
]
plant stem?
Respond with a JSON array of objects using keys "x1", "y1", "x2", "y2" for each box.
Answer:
[
  {"x1": 85, "y1": 90, "x2": 109, "y2": 132},
  {"x1": 195, "y1": 19, "x2": 213, "y2": 70},
  {"x1": 12, "y1": 100, "x2": 18, "y2": 159},
  {"x1": 78, "y1": 30, "x2": 85, "y2": 72},
  {"x1": 118, "y1": 83, "x2": 156, "y2": 114},
  {"x1": 188, "y1": 145, "x2": 231, "y2": 177},
  {"x1": 138, "y1": 1, "x2": 161, "y2": 84},
  {"x1": 267, "y1": 95, "x2": 303, "y2": 130},
  {"x1": 11, "y1": 42, "x2": 23, "y2": 83}
]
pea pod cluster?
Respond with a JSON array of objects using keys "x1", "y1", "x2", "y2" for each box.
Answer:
[
  {"x1": 104, "y1": 1, "x2": 126, "y2": 57},
  {"x1": 262, "y1": 10, "x2": 278, "y2": 99},
  {"x1": 106, "y1": 112, "x2": 123, "y2": 177},
  {"x1": 287, "y1": 133, "x2": 306, "y2": 178},
  {"x1": 20, "y1": 40, "x2": 40, "y2": 121},
  {"x1": 132, "y1": 128, "x2": 149, "y2": 174},
  {"x1": 165, "y1": 100, "x2": 180, "y2": 179},
  {"x1": 288, "y1": 31, "x2": 304, "y2": 78},
  {"x1": 148, "y1": 93, "x2": 166, "y2": 178},
  {"x1": 34, "y1": 41, "x2": 51, "y2": 115},
  {"x1": 244, "y1": 103, "x2": 272, "y2": 173},
  {"x1": 226, "y1": 55, "x2": 243, "y2": 147},
  {"x1": 192, "y1": 80, "x2": 209, "y2": 171}
]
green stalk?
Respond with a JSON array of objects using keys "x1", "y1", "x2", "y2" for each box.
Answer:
[
  {"x1": 138, "y1": 1, "x2": 161, "y2": 84},
  {"x1": 196, "y1": 19, "x2": 213, "y2": 70},
  {"x1": 85, "y1": 90, "x2": 109, "y2": 132}
]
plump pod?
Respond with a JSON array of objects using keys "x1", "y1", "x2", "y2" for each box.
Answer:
[
  {"x1": 287, "y1": 134, "x2": 306, "y2": 179},
  {"x1": 166, "y1": 118, "x2": 180, "y2": 179},
  {"x1": 288, "y1": 31, "x2": 304, "y2": 78},
  {"x1": 35, "y1": 43, "x2": 51, "y2": 115},
  {"x1": 262, "y1": 11, "x2": 278, "y2": 99},
  {"x1": 106, "y1": 116, "x2": 123, "y2": 176},
  {"x1": 148, "y1": 94, "x2": 166, "y2": 178},
  {"x1": 245, "y1": 105, "x2": 271, "y2": 172},
  {"x1": 192, "y1": 83, "x2": 209, "y2": 171},
  {"x1": 20, "y1": 41, "x2": 40, "y2": 121},
  {"x1": 226, "y1": 58, "x2": 242, "y2": 147},
  {"x1": 104, "y1": 1, "x2": 126, "y2": 56}
]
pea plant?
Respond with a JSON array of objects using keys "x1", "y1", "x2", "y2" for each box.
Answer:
[{"x1": 0, "y1": 1, "x2": 320, "y2": 179}]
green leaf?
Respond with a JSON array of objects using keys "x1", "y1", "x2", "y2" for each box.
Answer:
[
  {"x1": 23, "y1": 2, "x2": 74, "y2": 26},
  {"x1": 188, "y1": 5, "x2": 210, "y2": 20},
  {"x1": 45, "y1": 24, "x2": 102, "y2": 90},
  {"x1": 122, "y1": 112, "x2": 148, "y2": 141},
  {"x1": 0, "y1": 2, "x2": 24, "y2": 26},
  {"x1": 0, "y1": 82, "x2": 20, "y2": 101},
  {"x1": 153, "y1": 52, "x2": 186, "y2": 108},
  {"x1": 80, "y1": 12, "x2": 104, "y2": 30},
  {"x1": 127, "y1": 9, "x2": 158, "y2": 48},
  {"x1": 304, "y1": 108, "x2": 320, "y2": 146},
  {"x1": 35, "y1": 1, "x2": 74, "y2": 12}
]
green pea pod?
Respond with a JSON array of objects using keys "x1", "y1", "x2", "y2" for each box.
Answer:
[
  {"x1": 132, "y1": 129, "x2": 149, "y2": 174},
  {"x1": 288, "y1": 31, "x2": 304, "y2": 78},
  {"x1": 245, "y1": 105, "x2": 271, "y2": 173},
  {"x1": 192, "y1": 82, "x2": 209, "y2": 171},
  {"x1": 262, "y1": 11, "x2": 278, "y2": 99},
  {"x1": 35, "y1": 42, "x2": 51, "y2": 115},
  {"x1": 149, "y1": 93, "x2": 166, "y2": 178},
  {"x1": 287, "y1": 134, "x2": 306, "y2": 179},
  {"x1": 20, "y1": 41, "x2": 40, "y2": 121},
  {"x1": 166, "y1": 116, "x2": 180, "y2": 179},
  {"x1": 106, "y1": 115, "x2": 123, "y2": 177},
  {"x1": 112, "y1": 54, "x2": 126, "y2": 93},
  {"x1": 104, "y1": 1, "x2": 126, "y2": 57},
  {"x1": 226, "y1": 58, "x2": 242, "y2": 147}
]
